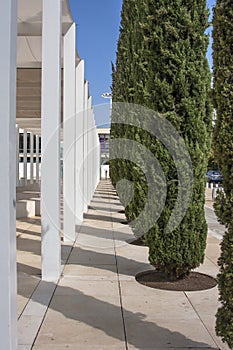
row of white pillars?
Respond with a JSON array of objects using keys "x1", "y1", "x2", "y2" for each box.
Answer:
[
  {"x1": 0, "y1": 0, "x2": 101, "y2": 346},
  {"x1": 41, "y1": 2, "x2": 100, "y2": 271},
  {"x1": 63, "y1": 61, "x2": 99, "y2": 241}
]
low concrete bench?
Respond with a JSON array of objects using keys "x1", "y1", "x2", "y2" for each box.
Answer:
[
  {"x1": 16, "y1": 184, "x2": 41, "y2": 218},
  {"x1": 16, "y1": 197, "x2": 41, "y2": 218},
  {"x1": 16, "y1": 199, "x2": 36, "y2": 218}
]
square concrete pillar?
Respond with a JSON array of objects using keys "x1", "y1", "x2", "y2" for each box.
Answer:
[
  {"x1": 41, "y1": 0, "x2": 62, "y2": 281},
  {"x1": 75, "y1": 60, "x2": 85, "y2": 230},
  {"x1": 0, "y1": 0, "x2": 18, "y2": 348},
  {"x1": 63, "y1": 23, "x2": 76, "y2": 242},
  {"x1": 83, "y1": 80, "x2": 89, "y2": 213}
]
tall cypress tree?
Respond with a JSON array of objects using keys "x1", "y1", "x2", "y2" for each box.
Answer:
[
  {"x1": 111, "y1": 0, "x2": 212, "y2": 279},
  {"x1": 111, "y1": 0, "x2": 147, "y2": 220},
  {"x1": 212, "y1": 1, "x2": 233, "y2": 347}
]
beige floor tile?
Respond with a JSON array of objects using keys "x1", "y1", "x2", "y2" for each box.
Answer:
[
  {"x1": 121, "y1": 294, "x2": 198, "y2": 321},
  {"x1": 57, "y1": 278, "x2": 119, "y2": 297},
  {"x1": 68, "y1": 247, "x2": 116, "y2": 265},
  {"x1": 186, "y1": 287, "x2": 219, "y2": 316},
  {"x1": 63, "y1": 263, "x2": 117, "y2": 278},
  {"x1": 18, "y1": 315, "x2": 44, "y2": 346},
  {"x1": 124, "y1": 318, "x2": 217, "y2": 349},
  {"x1": 76, "y1": 234, "x2": 115, "y2": 250},
  {"x1": 195, "y1": 258, "x2": 219, "y2": 278},
  {"x1": 34, "y1": 296, "x2": 125, "y2": 346}
]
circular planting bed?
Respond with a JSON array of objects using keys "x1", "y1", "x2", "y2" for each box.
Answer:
[
  {"x1": 136, "y1": 270, "x2": 217, "y2": 292},
  {"x1": 128, "y1": 236, "x2": 147, "y2": 246}
]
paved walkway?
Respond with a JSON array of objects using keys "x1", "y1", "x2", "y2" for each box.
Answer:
[{"x1": 17, "y1": 181, "x2": 229, "y2": 349}]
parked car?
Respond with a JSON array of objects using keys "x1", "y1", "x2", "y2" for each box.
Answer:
[{"x1": 206, "y1": 170, "x2": 223, "y2": 183}]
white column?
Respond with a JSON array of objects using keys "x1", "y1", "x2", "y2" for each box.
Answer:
[
  {"x1": 36, "y1": 135, "x2": 40, "y2": 183},
  {"x1": 75, "y1": 60, "x2": 85, "y2": 229},
  {"x1": 93, "y1": 119, "x2": 98, "y2": 192},
  {"x1": 41, "y1": 0, "x2": 62, "y2": 281},
  {"x1": 92, "y1": 123, "x2": 96, "y2": 189},
  {"x1": 16, "y1": 125, "x2": 19, "y2": 187},
  {"x1": 63, "y1": 23, "x2": 76, "y2": 242},
  {"x1": 23, "y1": 129, "x2": 27, "y2": 184},
  {"x1": 83, "y1": 81, "x2": 89, "y2": 212},
  {"x1": 96, "y1": 128, "x2": 100, "y2": 186},
  {"x1": 30, "y1": 132, "x2": 34, "y2": 184},
  {"x1": 87, "y1": 97, "x2": 93, "y2": 203},
  {"x1": 92, "y1": 122, "x2": 96, "y2": 191},
  {"x1": 0, "y1": 0, "x2": 17, "y2": 348}
]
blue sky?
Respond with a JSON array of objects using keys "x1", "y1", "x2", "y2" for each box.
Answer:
[
  {"x1": 69, "y1": 0, "x2": 216, "y2": 124},
  {"x1": 69, "y1": 0, "x2": 122, "y2": 108}
]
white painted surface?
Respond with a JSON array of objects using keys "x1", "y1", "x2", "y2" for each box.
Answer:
[
  {"x1": 41, "y1": 0, "x2": 62, "y2": 281},
  {"x1": 75, "y1": 60, "x2": 85, "y2": 228},
  {"x1": 19, "y1": 163, "x2": 41, "y2": 181},
  {"x1": 23, "y1": 129, "x2": 27, "y2": 181},
  {"x1": 83, "y1": 81, "x2": 89, "y2": 213},
  {"x1": 30, "y1": 132, "x2": 34, "y2": 184},
  {"x1": 63, "y1": 23, "x2": 76, "y2": 242},
  {"x1": 0, "y1": 0, "x2": 18, "y2": 348},
  {"x1": 16, "y1": 125, "x2": 19, "y2": 186},
  {"x1": 36, "y1": 135, "x2": 40, "y2": 183},
  {"x1": 87, "y1": 96, "x2": 92, "y2": 205}
]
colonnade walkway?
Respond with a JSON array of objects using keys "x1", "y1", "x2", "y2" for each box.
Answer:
[{"x1": 17, "y1": 181, "x2": 229, "y2": 349}]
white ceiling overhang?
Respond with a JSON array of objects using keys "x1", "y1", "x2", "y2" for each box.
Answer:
[{"x1": 17, "y1": 0, "x2": 79, "y2": 134}]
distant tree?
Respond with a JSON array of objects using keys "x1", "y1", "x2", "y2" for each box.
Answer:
[
  {"x1": 212, "y1": 0, "x2": 233, "y2": 347},
  {"x1": 111, "y1": 0, "x2": 212, "y2": 280}
]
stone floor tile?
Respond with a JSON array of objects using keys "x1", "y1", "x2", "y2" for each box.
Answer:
[
  {"x1": 18, "y1": 315, "x2": 44, "y2": 346},
  {"x1": 124, "y1": 318, "x2": 218, "y2": 349},
  {"x1": 34, "y1": 296, "x2": 125, "y2": 346},
  {"x1": 63, "y1": 263, "x2": 117, "y2": 278},
  {"x1": 67, "y1": 247, "x2": 116, "y2": 265},
  {"x1": 57, "y1": 278, "x2": 119, "y2": 297}
]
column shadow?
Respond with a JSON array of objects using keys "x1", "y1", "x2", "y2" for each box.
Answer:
[{"x1": 18, "y1": 276, "x2": 218, "y2": 349}]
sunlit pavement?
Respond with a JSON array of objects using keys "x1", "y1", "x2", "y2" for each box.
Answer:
[{"x1": 17, "y1": 181, "x2": 229, "y2": 349}]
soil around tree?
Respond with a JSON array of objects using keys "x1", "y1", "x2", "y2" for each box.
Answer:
[
  {"x1": 128, "y1": 236, "x2": 147, "y2": 246},
  {"x1": 136, "y1": 270, "x2": 217, "y2": 292}
]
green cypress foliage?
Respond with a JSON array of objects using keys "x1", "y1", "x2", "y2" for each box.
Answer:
[
  {"x1": 111, "y1": 0, "x2": 212, "y2": 279},
  {"x1": 212, "y1": 1, "x2": 233, "y2": 347}
]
